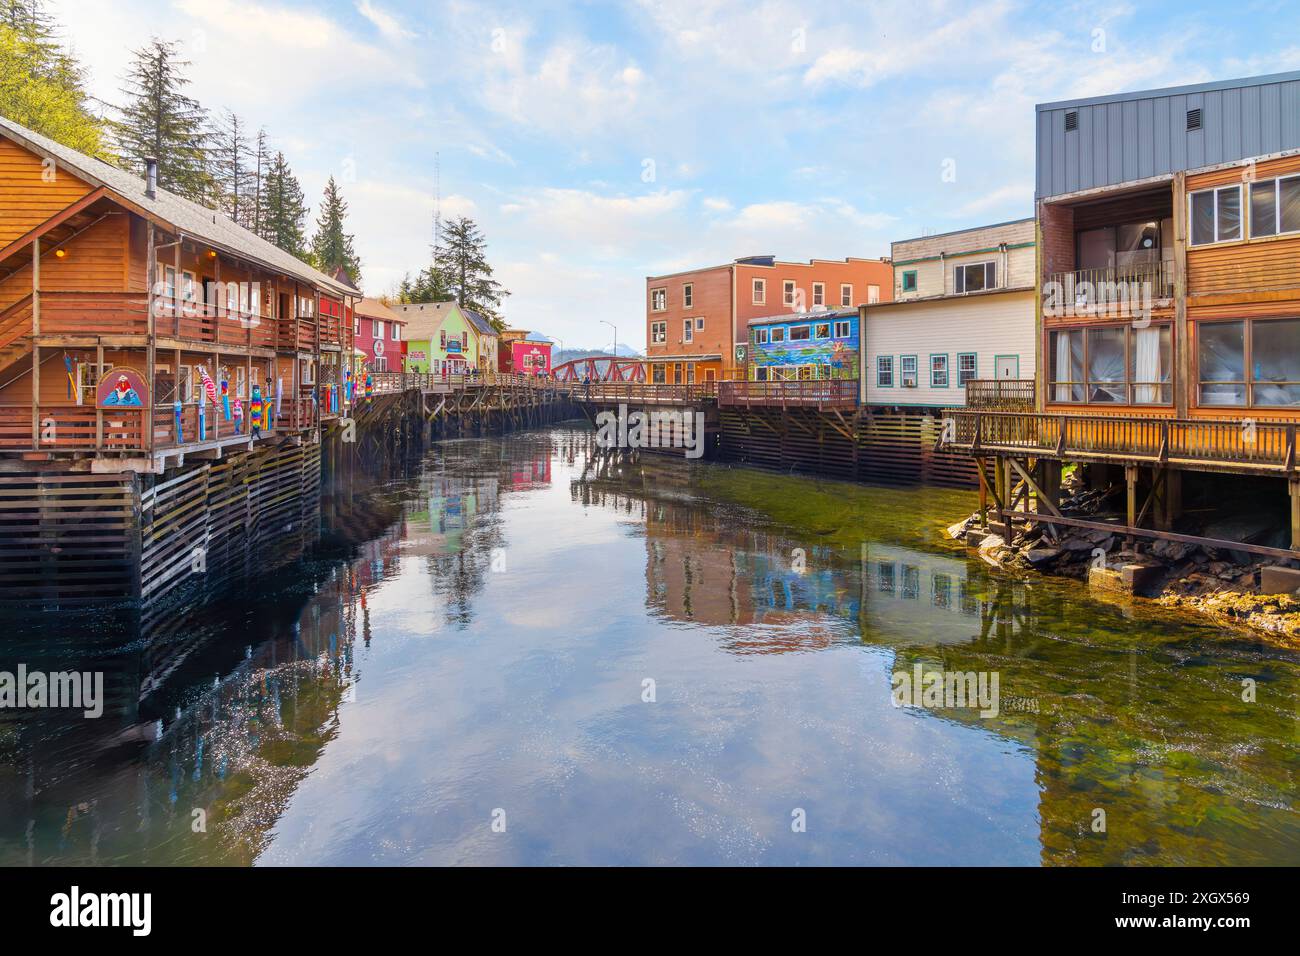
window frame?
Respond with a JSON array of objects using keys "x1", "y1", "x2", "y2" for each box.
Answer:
[
  {"x1": 752, "y1": 278, "x2": 766, "y2": 305},
  {"x1": 813, "y1": 322, "x2": 830, "y2": 339},
  {"x1": 957, "y1": 352, "x2": 978, "y2": 387},
  {"x1": 650, "y1": 320, "x2": 667, "y2": 344},
  {"x1": 840, "y1": 283, "x2": 853, "y2": 307},
  {"x1": 1195, "y1": 315, "x2": 1300, "y2": 409},
  {"x1": 683, "y1": 283, "x2": 693, "y2": 308},
  {"x1": 683, "y1": 318, "x2": 693, "y2": 343},
  {"x1": 783, "y1": 280, "x2": 797, "y2": 307},
  {"x1": 754, "y1": 327, "x2": 769, "y2": 345},
  {"x1": 695, "y1": 317, "x2": 705, "y2": 330},
  {"x1": 901, "y1": 354, "x2": 918, "y2": 387},
  {"x1": 954, "y1": 261, "x2": 997, "y2": 294},
  {"x1": 789, "y1": 325, "x2": 811, "y2": 341},
  {"x1": 1189, "y1": 184, "x2": 1243, "y2": 246},
  {"x1": 876, "y1": 355, "x2": 894, "y2": 388},
  {"x1": 1248, "y1": 174, "x2": 1300, "y2": 239},
  {"x1": 901, "y1": 270, "x2": 918, "y2": 293},
  {"x1": 833, "y1": 320, "x2": 851, "y2": 338},
  {"x1": 812, "y1": 282, "x2": 825, "y2": 306},
  {"x1": 1046, "y1": 322, "x2": 1175, "y2": 406},
  {"x1": 930, "y1": 353, "x2": 949, "y2": 388},
  {"x1": 650, "y1": 287, "x2": 667, "y2": 312},
  {"x1": 770, "y1": 327, "x2": 786, "y2": 343}
]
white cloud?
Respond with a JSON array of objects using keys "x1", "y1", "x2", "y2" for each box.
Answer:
[{"x1": 355, "y1": 0, "x2": 415, "y2": 42}]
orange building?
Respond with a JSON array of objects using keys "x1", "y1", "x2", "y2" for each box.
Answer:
[{"x1": 645, "y1": 255, "x2": 893, "y2": 383}]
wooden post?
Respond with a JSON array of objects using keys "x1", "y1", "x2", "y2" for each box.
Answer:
[
  {"x1": 146, "y1": 223, "x2": 156, "y2": 456},
  {"x1": 1291, "y1": 478, "x2": 1300, "y2": 552},
  {"x1": 31, "y1": 238, "x2": 40, "y2": 448},
  {"x1": 95, "y1": 343, "x2": 104, "y2": 449},
  {"x1": 1172, "y1": 171, "x2": 1190, "y2": 419},
  {"x1": 1125, "y1": 464, "x2": 1139, "y2": 535}
]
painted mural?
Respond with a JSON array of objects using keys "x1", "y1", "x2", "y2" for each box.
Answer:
[{"x1": 748, "y1": 311, "x2": 859, "y2": 380}]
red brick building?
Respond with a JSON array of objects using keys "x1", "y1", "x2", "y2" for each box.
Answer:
[{"x1": 644, "y1": 255, "x2": 893, "y2": 382}]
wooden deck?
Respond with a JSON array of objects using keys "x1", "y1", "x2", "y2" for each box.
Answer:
[
  {"x1": 945, "y1": 409, "x2": 1297, "y2": 477},
  {"x1": 718, "y1": 379, "x2": 858, "y2": 410}
]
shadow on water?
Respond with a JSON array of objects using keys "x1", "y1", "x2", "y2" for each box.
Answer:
[{"x1": 0, "y1": 424, "x2": 1296, "y2": 865}]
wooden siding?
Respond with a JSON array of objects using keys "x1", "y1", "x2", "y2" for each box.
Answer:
[
  {"x1": 0, "y1": 138, "x2": 92, "y2": 245},
  {"x1": 864, "y1": 290, "x2": 1036, "y2": 407}
]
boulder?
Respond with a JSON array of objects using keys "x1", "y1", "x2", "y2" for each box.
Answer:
[
  {"x1": 1024, "y1": 547, "x2": 1062, "y2": 567},
  {"x1": 1260, "y1": 565, "x2": 1300, "y2": 597}
]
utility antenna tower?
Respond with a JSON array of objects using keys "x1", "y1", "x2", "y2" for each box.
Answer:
[{"x1": 432, "y1": 151, "x2": 442, "y2": 255}]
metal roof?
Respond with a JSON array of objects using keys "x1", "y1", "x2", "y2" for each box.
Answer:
[
  {"x1": 0, "y1": 113, "x2": 353, "y2": 296},
  {"x1": 1036, "y1": 70, "x2": 1300, "y2": 199}
]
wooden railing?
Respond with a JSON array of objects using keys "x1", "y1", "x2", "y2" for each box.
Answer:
[
  {"x1": 965, "y1": 379, "x2": 1035, "y2": 409},
  {"x1": 0, "y1": 295, "x2": 34, "y2": 355},
  {"x1": 718, "y1": 379, "x2": 858, "y2": 408},
  {"x1": 578, "y1": 381, "x2": 718, "y2": 405},
  {"x1": 42, "y1": 292, "x2": 150, "y2": 337},
  {"x1": 944, "y1": 409, "x2": 1296, "y2": 471}
]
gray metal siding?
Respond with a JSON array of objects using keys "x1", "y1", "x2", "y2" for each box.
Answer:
[{"x1": 1036, "y1": 75, "x2": 1300, "y2": 198}]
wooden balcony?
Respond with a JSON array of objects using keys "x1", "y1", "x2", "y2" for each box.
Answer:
[
  {"x1": 965, "y1": 379, "x2": 1035, "y2": 410},
  {"x1": 1044, "y1": 260, "x2": 1174, "y2": 310},
  {"x1": 717, "y1": 379, "x2": 858, "y2": 410},
  {"x1": 944, "y1": 409, "x2": 1297, "y2": 476}
]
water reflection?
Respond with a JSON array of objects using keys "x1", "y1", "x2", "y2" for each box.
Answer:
[{"x1": 0, "y1": 427, "x2": 1296, "y2": 866}]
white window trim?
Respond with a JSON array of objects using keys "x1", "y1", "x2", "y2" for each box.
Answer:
[
  {"x1": 683, "y1": 283, "x2": 693, "y2": 308},
  {"x1": 651, "y1": 287, "x2": 668, "y2": 312},
  {"x1": 812, "y1": 282, "x2": 825, "y2": 306},
  {"x1": 954, "y1": 261, "x2": 997, "y2": 294},
  {"x1": 783, "y1": 280, "x2": 797, "y2": 306},
  {"x1": 877, "y1": 355, "x2": 893, "y2": 386},
  {"x1": 752, "y1": 278, "x2": 766, "y2": 305},
  {"x1": 755, "y1": 328, "x2": 769, "y2": 344},
  {"x1": 833, "y1": 320, "x2": 851, "y2": 338},
  {"x1": 1249, "y1": 174, "x2": 1300, "y2": 239},
  {"x1": 840, "y1": 284, "x2": 853, "y2": 307},
  {"x1": 695, "y1": 317, "x2": 704, "y2": 330},
  {"x1": 1190, "y1": 184, "x2": 1243, "y2": 246},
  {"x1": 683, "y1": 318, "x2": 693, "y2": 343}
]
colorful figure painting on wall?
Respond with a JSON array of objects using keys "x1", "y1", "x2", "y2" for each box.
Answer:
[
  {"x1": 233, "y1": 397, "x2": 243, "y2": 434},
  {"x1": 95, "y1": 367, "x2": 148, "y2": 408}
]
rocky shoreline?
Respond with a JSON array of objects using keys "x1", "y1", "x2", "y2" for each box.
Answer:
[{"x1": 947, "y1": 476, "x2": 1300, "y2": 643}]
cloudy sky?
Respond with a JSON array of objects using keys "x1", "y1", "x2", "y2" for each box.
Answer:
[{"x1": 49, "y1": 0, "x2": 1300, "y2": 350}]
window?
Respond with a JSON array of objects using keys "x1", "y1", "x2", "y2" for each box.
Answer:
[
  {"x1": 833, "y1": 320, "x2": 851, "y2": 338},
  {"x1": 877, "y1": 355, "x2": 894, "y2": 387},
  {"x1": 755, "y1": 367, "x2": 769, "y2": 382},
  {"x1": 789, "y1": 326, "x2": 810, "y2": 341},
  {"x1": 696, "y1": 317, "x2": 705, "y2": 330},
  {"x1": 462, "y1": 332, "x2": 468, "y2": 349},
  {"x1": 955, "y1": 261, "x2": 996, "y2": 293},
  {"x1": 651, "y1": 364, "x2": 666, "y2": 384},
  {"x1": 812, "y1": 282, "x2": 825, "y2": 306},
  {"x1": 373, "y1": 319, "x2": 384, "y2": 339},
  {"x1": 683, "y1": 319, "x2": 693, "y2": 343},
  {"x1": 814, "y1": 323, "x2": 830, "y2": 339},
  {"x1": 868, "y1": 284, "x2": 880, "y2": 304},
  {"x1": 840, "y1": 284, "x2": 853, "y2": 307},
  {"x1": 930, "y1": 354, "x2": 949, "y2": 388},
  {"x1": 163, "y1": 265, "x2": 177, "y2": 301},
  {"x1": 392, "y1": 324, "x2": 400, "y2": 341},
  {"x1": 752, "y1": 278, "x2": 766, "y2": 304},
  {"x1": 783, "y1": 280, "x2": 797, "y2": 307},
  {"x1": 181, "y1": 271, "x2": 197, "y2": 314},
  {"x1": 354, "y1": 316, "x2": 361, "y2": 335},
  {"x1": 1190, "y1": 185, "x2": 1242, "y2": 245},
  {"x1": 902, "y1": 270, "x2": 918, "y2": 292},
  {"x1": 1249, "y1": 175, "x2": 1300, "y2": 238},
  {"x1": 651, "y1": 288, "x2": 667, "y2": 311},
  {"x1": 650, "y1": 320, "x2": 667, "y2": 344},
  {"x1": 901, "y1": 355, "x2": 918, "y2": 387},
  {"x1": 440, "y1": 330, "x2": 447, "y2": 348},
  {"x1": 771, "y1": 327, "x2": 786, "y2": 343},
  {"x1": 957, "y1": 353, "x2": 977, "y2": 386},
  {"x1": 1049, "y1": 324, "x2": 1172, "y2": 404},
  {"x1": 683, "y1": 284, "x2": 693, "y2": 308},
  {"x1": 1199, "y1": 317, "x2": 1300, "y2": 407},
  {"x1": 754, "y1": 328, "x2": 769, "y2": 345}
]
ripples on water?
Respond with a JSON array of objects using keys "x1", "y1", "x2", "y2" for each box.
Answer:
[{"x1": 0, "y1": 426, "x2": 1296, "y2": 865}]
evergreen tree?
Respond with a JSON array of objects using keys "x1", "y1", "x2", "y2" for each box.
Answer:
[
  {"x1": 212, "y1": 109, "x2": 257, "y2": 228},
  {"x1": 0, "y1": 1, "x2": 110, "y2": 157},
  {"x1": 397, "y1": 264, "x2": 453, "y2": 304},
  {"x1": 114, "y1": 38, "x2": 213, "y2": 204},
  {"x1": 433, "y1": 216, "x2": 509, "y2": 329},
  {"x1": 259, "y1": 151, "x2": 309, "y2": 260},
  {"x1": 251, "y1": 127, "x2": 269, "y2": 235},
  {"x1": 309, "y1": 176, "x2": 362, "y2": 283}
]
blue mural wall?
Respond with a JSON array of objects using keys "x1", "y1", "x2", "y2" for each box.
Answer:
[{"x1": 748, "y1": 312, "x2": 859, "y2": 379}]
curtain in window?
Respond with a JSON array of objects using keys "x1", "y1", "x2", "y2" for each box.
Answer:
[
  {"x1": 1198, "y1": 321, "x2": 1246, "y2": 406},
  {"x1": 1087, "y1": 328, "x2": 1125, "y2": 402},
  {"x1": 1133, "y1": 327, "x2": 1162, "y2": 403},
  {"x1": 1053, "y1": 331, "x2": 1073, "y2": 402}
]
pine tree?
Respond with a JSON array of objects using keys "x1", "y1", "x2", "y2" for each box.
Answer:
[
  {"x1": 397, "y1": 264, "x2": 453, "y2": 304},
  {"x1": 251, "y1": 127, "x2": 269, "y2": 235},
  {"x1": 433, "y1": 217, "x2": 509, "y2": 328},
  {"x1": 212, "y1": 109, "x2": 257, "y2": 228},
  {"x1": 0, "y1": 1, "x2": 110, "y2": 158},
  {"x1": 259, "y1": 151, "x2": 309, "y2": 260},
  {"x1": 114, "y1": 38, "x2": 213, "y2": 204},
  {"x1": 309, "y1": 176, "x2": 362, "y2": 283}
]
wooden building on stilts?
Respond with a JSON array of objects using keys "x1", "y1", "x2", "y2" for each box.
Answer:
[{"x1": 0, "y1": 114, "x2": 361, "y2": 606}]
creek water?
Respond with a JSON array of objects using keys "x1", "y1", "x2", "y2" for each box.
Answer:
[{"x1": 0, "y1": 425, "x2": 1296, "y2": 865}]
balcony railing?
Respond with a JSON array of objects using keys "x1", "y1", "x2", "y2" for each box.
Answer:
[
  {"x1": 1044, "y1": 260, "x2": 1174, "y2": 311},
  {"x1": 944, "y1": 409, "x2": 1296, "y2": 473},
  {"x1": 964, "y1": 379, "x2": 1035, "y2": 410},
  {"x1": 718, "y1": 379, "x2": 858, "y2": 408}
]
